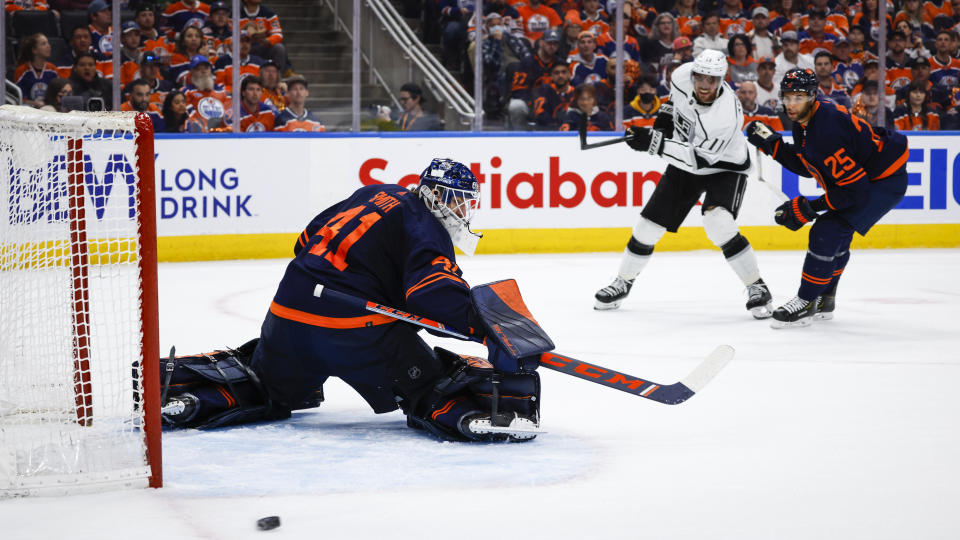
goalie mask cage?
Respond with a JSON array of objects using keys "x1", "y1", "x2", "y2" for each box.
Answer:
[{"x1": 0, "y1": 105, "x2": 161, "y2": 497}]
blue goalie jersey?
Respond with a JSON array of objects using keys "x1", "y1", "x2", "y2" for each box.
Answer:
[{"x1": 270, "y1": 183, "x2": 481, "y2": 337}]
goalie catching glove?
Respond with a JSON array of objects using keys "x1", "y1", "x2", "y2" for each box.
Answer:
[
  {"x1": 625, "y1": 126, "x2": 664, "y2": 156},
  {"x1": 745, "y1": 120, "x2": 782, "y2": 156}
]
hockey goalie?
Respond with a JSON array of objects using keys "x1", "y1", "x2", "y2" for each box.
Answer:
[{"x1": 157, "y1": 158, "x2": 553, "y2": 442}]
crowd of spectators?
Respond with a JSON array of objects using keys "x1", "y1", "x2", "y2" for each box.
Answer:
[
  {"x1": 5, "y1": 0, "x2": 327, "y2": 132},
  {"x1": 431, "y1": 0, "x2": 960, "y2": 131}
]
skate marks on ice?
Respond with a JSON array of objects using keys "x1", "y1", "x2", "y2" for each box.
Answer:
[{"x1": 162, "y1": 409, "x2": 595, "y2": 497}]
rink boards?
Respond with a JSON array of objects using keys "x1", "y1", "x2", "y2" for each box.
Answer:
[{"x1": 148, "y1": 132, "x2": 960, "y2": 261}]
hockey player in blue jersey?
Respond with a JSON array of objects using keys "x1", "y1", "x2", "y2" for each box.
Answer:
[
  {"x1": 745, "y1": 68, "x2": 909, "y2": 328},
  {"x1": 157, "y1": 159, "x2": 551, "y2": 441}
]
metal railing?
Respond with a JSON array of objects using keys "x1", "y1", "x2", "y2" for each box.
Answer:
[{"x1": 323, "y1": 0, "x2": 476, "y2": 129}]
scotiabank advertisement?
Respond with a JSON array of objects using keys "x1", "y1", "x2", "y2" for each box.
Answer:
[{"x1": 153, "y1": 133, "x2": 960, "y2": 243}]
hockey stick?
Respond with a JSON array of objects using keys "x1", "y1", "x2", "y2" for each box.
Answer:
[
  {"x1": 751, "y1": 128, "x2": 789, "y2": 201},
  {"x1": 314, "y1": 285, "x2": 734, "y2": 405},
  {"x1": 578, "y1": 113, "x2": 631, "y2": 150}
]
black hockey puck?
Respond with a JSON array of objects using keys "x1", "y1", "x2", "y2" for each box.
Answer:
[{"x1": 256, "y1": 516, "x2": 281, "y2": 531}]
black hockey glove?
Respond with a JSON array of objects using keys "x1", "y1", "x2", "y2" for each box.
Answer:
[
  {"x1": 746, "y1": 120, "x2": 782, "y2": 156},
  {"x1": 774, "y1": 196, "x2": 818, "y2": 231},
  {"x1": 624, "y1": 126, "x2": 664, "y2": 156},
  {"x1": 652, "y1": 101, "x2": 674, "y2": 138}
]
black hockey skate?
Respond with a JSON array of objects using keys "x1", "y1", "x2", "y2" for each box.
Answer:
[
  {"x1": 770, "y1": 296, "x2": 818, "y2": 329},
  {"x1": 458, "y1": 412, "x2": 541, "y2": 442},
  {"x1": 594, "y1": 276, "x2": 634, "y2": 310},
  {"x1": 814, "y1": 292, "x2": 836, "y2": 321},
  {"x1": 746, "y1": 278, "x2": 773, "y2": 319},
  {"x1": 161, "y1": 393, "x2": 199, "y2": 426}
]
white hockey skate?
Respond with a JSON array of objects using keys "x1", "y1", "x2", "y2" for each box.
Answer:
[{"x1": 594, "y1": 276, "x2": 634, "y2": 310}]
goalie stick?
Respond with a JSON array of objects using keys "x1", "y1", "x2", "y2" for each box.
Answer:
[{"x1": 314, "y1": 285, "x2": 734, "y2": 405}]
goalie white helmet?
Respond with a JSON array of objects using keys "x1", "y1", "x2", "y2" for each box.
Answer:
[
  {"x1": 692, "y1": 49, "x2": 728, "y2": 79},
  {"x1": 416, "y1": 158, "x2": 483, "y2": 256}
]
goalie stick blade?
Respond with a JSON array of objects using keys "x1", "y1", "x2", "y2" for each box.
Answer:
[{"x1": 538, "y1": 345, "x2": 734, "y2": 405}]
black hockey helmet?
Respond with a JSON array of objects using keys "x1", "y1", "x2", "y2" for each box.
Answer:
[{"x1": 780, "y1": 68, "x2": 818, "y2": 96}]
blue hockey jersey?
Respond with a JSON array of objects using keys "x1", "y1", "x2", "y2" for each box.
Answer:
[
  {"x1": 270, "y1": 183, "x2": 481, "y2": 338},
  {"x1": 769, "y1": 98, "x2": 909, "y2": 212}
]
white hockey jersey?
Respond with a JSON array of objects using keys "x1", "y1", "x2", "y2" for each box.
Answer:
[{"x1": 659, "y1": 62, "x2": 751, "y2": 176}]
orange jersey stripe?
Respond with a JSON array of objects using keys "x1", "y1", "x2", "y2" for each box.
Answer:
[
  {"x1": 802, "y1": 272, "x2": 833, "y2": 284},
  {"x1": 405, "y1": 272, "x2": 467, "y2": 299},
  {"x1": 269, "y1": 301, "x2": 394, "y2": 329},
  {"x1": 875, "y1": 147, "x2": 910, "y2": 180}
]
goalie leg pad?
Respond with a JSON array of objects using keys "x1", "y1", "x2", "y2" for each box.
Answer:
[
  {"x1": 158, "y1": 339, "x2": 297, "y2": 429},
  {"x1": 406, "y1": 347, "x2": 541, "y2": 442},
  {"x1": 471, "y1": 279, "x2": 555, "y2": 372}
]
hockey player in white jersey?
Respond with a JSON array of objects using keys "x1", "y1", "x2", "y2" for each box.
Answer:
[{"x1": 594, "y1": 49, "x2": 773, "y2": 318}]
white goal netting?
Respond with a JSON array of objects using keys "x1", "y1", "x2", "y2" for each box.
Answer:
[{"x1": 0, "y1": 105, "x2": 159, "y2": 497}]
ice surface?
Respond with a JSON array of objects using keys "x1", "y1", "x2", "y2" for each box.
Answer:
[{"x1": 3, "y1": 249, "x2": 959, "y2": 539}]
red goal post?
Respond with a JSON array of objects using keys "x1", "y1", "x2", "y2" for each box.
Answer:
[{"x1": 0, "y1": 105, "x2": 161, "y2": 497}]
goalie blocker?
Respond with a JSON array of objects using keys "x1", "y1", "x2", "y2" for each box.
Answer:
[{"x1": 156, "y1": 280, "x2": 553, "y2": 442}]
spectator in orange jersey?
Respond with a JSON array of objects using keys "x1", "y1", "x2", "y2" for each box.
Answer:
[
  {"x1": 122, "y1": 79, "x2": 166, "y2": 132},
  {"x1": 578, "y1": 0, "x2": 609, "y2": 37},
  {"x1": 235, "y1": 76, "x2": 276, "y2": 132},
  {"x1": 893, "y1": 79, "x2": 942, "y2": 130},
  {"x1": 622, "y1": 75, "x2": 663, "y2": 128},
  {"x1": 852, "y1": 0, "x2": 894, "y2": 44},
  {"x1": 559, "y1": 10, "x2": 583, "y2": 59},
  {"x1": 5, "y1": 0, "x2": 48, "y2": 13},
  {"x1": 596, "y1": 14, "x2": 641, "y2": 63},
  {"x1": 928, "y1": 30, "x2": 960, "y2": 91},
  {"x1": 737, "y1": 80, "x2": 784, "y2": 130},
  {"x1": 896, "y1": 56, "x2": 950, "y2": 108},
  {"x1": 517, "y1": 0, "x2": 563, "y2": 44},
  {"x1": 884, "y1": 31, "x2": 915, "y2": 93},
  {"x1": 215, "y1": 31, "x2": 265, "y2": 93},
  {"x1": 895, "y1": 0, "x2": 925, "y2": 31},
  {"x1": 275, "y1": 76, "x2": 325, "y2": 132},
  {"x1": 718, "y1": 0, "x2": 751, "y2": 38},
  {"x1": 922, "y1": 0, "x2": 954, "y2": 24},
  {"x1": 532, "y1": 61, "x2": 575, "y2": 129},
  {"x1": 798, "y1": 9, "x2": 840, "y2": 55},
  {"x1": 204, "y1": 1, "x2": 233, "y2": 55},
  {"x1": 14, "y1": 33, "x2": 58, "y2": 107},
  {"x1": 559, "y1": 82, "x2": 612, "y2": 131},
  {"x1": 183, "y1": 56, "x2": 232, "y2": 132},
  {"x1": 800, "y1": 0, "x2": 850, "y2": 37},
  {"x1": 258, "y1": 60, "x2": 288, "y2": 111},
  {"x1": 672, "y1": 0, "x2": 700, "y2": 38},
  {"x1": 162, "y1": 90, "x2": 189, "y2": 133}
]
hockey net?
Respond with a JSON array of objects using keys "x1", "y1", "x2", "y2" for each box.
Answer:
[{"x1": 0, "y1": 105, "x2": 161, "y2": 497}]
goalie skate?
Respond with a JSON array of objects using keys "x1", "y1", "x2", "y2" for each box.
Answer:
[
  {"x1": 594, "y1": 276, "x2": 634, "y2": 310},
  {"x1": 460, "y1": 413, "x2": 542, "y2": 442}
]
